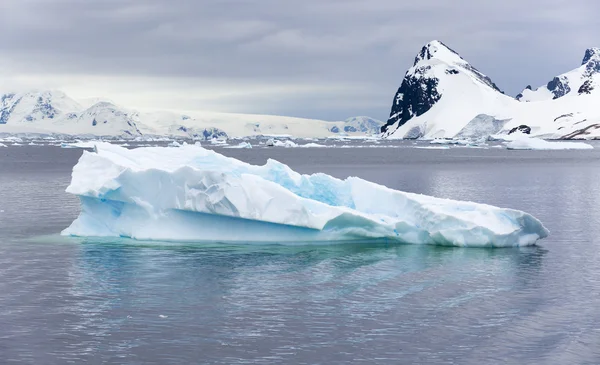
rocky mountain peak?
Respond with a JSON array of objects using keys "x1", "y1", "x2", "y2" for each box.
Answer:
[
  {"x1": 413, "y1": 40, "x2": 463, "y2": 66},
  {"x1": 381, "y1": 40, "x2": 504, "y2": 136},
  {"x1": 582, "y1": 47, "x2": 600, "y2": 65}
]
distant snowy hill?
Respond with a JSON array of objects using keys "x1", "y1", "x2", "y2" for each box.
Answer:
[
  {"x1": 340, "y1": 116, "x2": 384, "y2": 133},
  {"x1": 382, "y1": 41, "x2": 600, "y2": 140},
  {"x1": 0, "y1": 90, "x2": 380, "y2": 139}
]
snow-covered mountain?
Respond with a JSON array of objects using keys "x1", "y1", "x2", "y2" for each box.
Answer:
[
  {"x1": 517, "y1": 47, "x2": 600, "y2": 101},
  {"x1": 0, "y1": 90, "x2": 81, "y2": 125},
  {"x1": 0, "y1": 90, "x2": 381, "y2": 139},
  {"x1": 382, "y1": 41, "x2": 600, "y2": 140}
]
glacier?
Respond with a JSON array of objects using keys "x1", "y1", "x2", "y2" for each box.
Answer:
[{"x1": 62, "y1": 143, "x2": 549, "y2": 247}]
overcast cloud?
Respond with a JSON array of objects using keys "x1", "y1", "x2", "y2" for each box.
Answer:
[{"x1": 1, "y1": 0, "x2": 598, "y2": 120}]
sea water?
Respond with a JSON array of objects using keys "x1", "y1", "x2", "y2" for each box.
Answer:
[{"x1": 1, "y1": 142, "x2": 599, "y2": 364}]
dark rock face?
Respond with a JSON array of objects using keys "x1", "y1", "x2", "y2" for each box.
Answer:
[
  {"x1": 509, "y1": 125, "x2": 531, "y2": 135},
  {"x1": 462, "y1": 64, "x2": 503, "y2": 93},
  {"x1": 381, "y1": 67, "x2": 441, "y2": 134},
  {"x1": 343, "y1": 125, "x2": 357, "y2": 133},
  {"x1": 330, "y1": 126, "x2": 340, "y2": 133},
  {"x1": 201, "y1": 128, "x2": 227, "y2": 140},
  {"x1": 547, "y1": 76, "x2": 571, "y2": 99},
  {"x1": 582, "y1": 48, "x2": 599, "y2": 65},
  {"x1": 0, "y1": 93, "x2": 18, "y2": 124},
  {"x1": 578, "y1": 80, "x2": 594, "y2": 95},
  {"x1": 516, "y1": 85, "x2": 533, "y2": 100},
  {"x1": 561, "y1": 123, "x2": 600, "y2": 139},
  {"x1": 35, "y1": 96, "x2": 57, "y2": 119},
  {"x1": 583, "y1": 58, "x2": 600, "y2": 78},
  {"x1": 554, "y1": 113, "x2": 573, "y2": 122}
]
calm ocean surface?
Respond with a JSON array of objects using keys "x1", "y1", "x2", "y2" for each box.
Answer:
[{"x1": 1, "y1": 142, "x2": 600, "y2": 364}]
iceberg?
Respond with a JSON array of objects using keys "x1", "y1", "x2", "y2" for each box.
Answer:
[
  {"x1": 225, "y1": 141, "x2": 252, "y2": 149},
  {"x1": 430, "y1": 138, "x2": 469, "y2": 145},
  {"x1": 61, "y1": 141, "x2": 103, "y2": 149},
  {"x1": 273, "y1": 140, "x2": 297, "y2": 148},
  {"x1": 300, "y1": 143, "x2": 327, "y2": 148},
  {"x1": 506, "y1": 137, "x2": 593, "y2": 150},
  {"x1": 62, "y1": 143, "x2": 549, "y2": 247}
]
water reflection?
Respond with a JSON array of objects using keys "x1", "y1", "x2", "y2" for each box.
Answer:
[{"x1": 42, "y1": 238, "x2": 551, "y2": 364}]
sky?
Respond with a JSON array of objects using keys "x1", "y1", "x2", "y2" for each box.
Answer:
[{"x1": 1, "y1": 0, "x2": 598, "y2": 121}]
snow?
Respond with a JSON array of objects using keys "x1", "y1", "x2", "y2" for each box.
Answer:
[
  {"x1": 0, "y1": 143, "x2": 6, "y2": 147},
  {"x1": 518, "y1": 48, "x2": 600, "y2": 103},
  {"x1": 384, "y1": 41, "x2": 514, "y2": 140},
  {"x1": 62, "y1": 143, "x2": 549, "y2": 247},
  {"x1": 506, "y1": 137, "x2": 593, "y2": 150}
]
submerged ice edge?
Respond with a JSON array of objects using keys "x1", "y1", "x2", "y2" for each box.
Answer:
[{"x1": 62, "y1": 143, "x2": 549, "y2": 247}]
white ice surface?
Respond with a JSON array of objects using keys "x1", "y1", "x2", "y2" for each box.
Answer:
[
  {"x1": 62, "y1": 143, "x2": 548, "y2": 247},
  {"x1": 61, "y1": 141, "x2": 103, "y2": 149},
  {"x1": 225, "y1": 141, "x2": 252, "y2": 149},
  {"x1": 506, "y1": 137, "x2": 593, "y2": 150}
]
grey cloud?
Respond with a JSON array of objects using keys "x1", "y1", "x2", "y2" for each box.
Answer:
[{"x1": 1, "y1": 0, "x2": 599, "y2": 120}]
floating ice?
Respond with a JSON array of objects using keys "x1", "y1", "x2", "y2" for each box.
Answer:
[
  {"x1": 266, "y1": 139, "x2": 325, "y2": 148},
  {"x1": 61, "y1": 141, "x2": 103, "y2": 149},
  {"x1": 299, "y1": 143, "x2": 327, "y2": 148},
  {"x1": 415, "y1": 146, "x2": 450, "y2": 150},
  {"x1": 430, "y1": 139, "x2": 469, "y2": 145},
  {"x1": 210, "y1": 139, "x2": 228, "y2": 145},
  {"x1": 225, "y1": 141, "x2": 252, "y2": 149},
  {"x1": 273, "y1": 140, "x2": 297, "y2": 148},
  {"x1": 62, "y1": 143, "x2": 549, "y2": 247},
  {"x1": 506, "y1": 137, "x2": 593, "y2": 150},
  {"x1": 0, "y1": 143, "x2": 6, "y2": 148}
]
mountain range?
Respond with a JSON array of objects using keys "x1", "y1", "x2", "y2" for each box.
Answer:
[
  {"x1": 3, "y1": 41, "x2": 598, "y2": 141},
  {"x1": 381, "y1": 40, "x2": 600, "y2": 140},
  {"x1": 0, "y1": 90, "x2": 383, "y2": 139}
]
